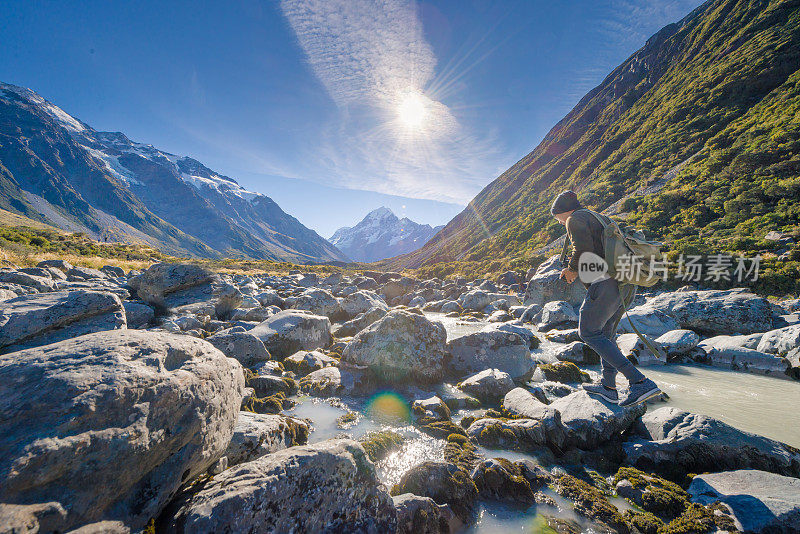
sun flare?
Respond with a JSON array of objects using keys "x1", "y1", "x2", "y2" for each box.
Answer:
[{"x1": 397, "y1": 92, "x2": 428, "y2": 129}]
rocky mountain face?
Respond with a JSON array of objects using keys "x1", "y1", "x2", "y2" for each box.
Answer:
[
  {"x1": 328, "y1": 207, "x2": 443, "y2": 262},
  {"x1": 382, "y1": 0, "x2": 800, "y2": 271},
  {"x1": 0, "y1": 83, "x2": 348, "y2": 263}
]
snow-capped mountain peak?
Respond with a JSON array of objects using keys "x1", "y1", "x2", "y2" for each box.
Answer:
[{"x1": 329, "y1": 208, "x2": 443, "y2": 262}]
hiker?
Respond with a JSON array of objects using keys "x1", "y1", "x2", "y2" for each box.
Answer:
[{"x1": 551, "y1": 190, "x2": 662, "y2": 406}]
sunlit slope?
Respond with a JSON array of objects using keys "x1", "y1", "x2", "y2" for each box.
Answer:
[{"x1": 384, "y1": 0, "x2": 799, "y2": 270}]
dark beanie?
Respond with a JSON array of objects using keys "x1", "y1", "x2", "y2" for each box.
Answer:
[{"x1": 551, "y1": 190, "x2": 582, "y2": 215}]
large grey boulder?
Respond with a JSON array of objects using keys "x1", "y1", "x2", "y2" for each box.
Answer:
[
  {"x1": 122, "y1": 301, "x2": 154, "y2": 329},
  {"x1": 0, "y1": 330, "x2": 244, "y2": 531},
  {"x1": 206, "y1": 330, "x2": 272, "y2": 367},
  {"x1": 756, "y1": 324, "x2": 800, "y2": 356},
  {"x1": 0, "y1": 270, "x2": 56, "y2": 292},
  {"x1": 334, "y1": 306, "x2": 387, "y2": 337},
  {"x1": 447, "y1": 330, "x2": 533, "y2": 381},
  {"x1": 167, "y1": 439, "x2": 396, "y2": 533},
  {"x1": 341, "y1": 290, "x2": 387, "y2": 318},
  {"x1": 392, "y1": 461, "x2": 478, "y2": 524},
  {"x1": 624, "y1": 407, "x2": 800, "y2": 479},
  {"x1": 644, "y1": 289, "x2": 775, "y2": 335},
  {"x1": 298, "y1": 365, "x2": 356, "y2": 396},
  {"x1": 553, "y1": 341, "x2": 599, "y2": 365},
  {"x1": 484, "y1": 322, "x2": 540, "y2": 350},
  {"x1": 128, "y1": 263, "x2": 217, "y2": 310},
  {"x1": 457, "y1": 369, "x2": 515, "y2": 403},
  {"x1": 223, "y1": 412, "x2": 309, "y2": 466},
  {"x1": 0, "y1": 290, "x2": 126, "y2": 353},
  {"x1": 688, "y1": 470, "x2": 800, "y2": 533},
  {"x1": 694, "y1": 345, "x2": 790, "y2": 376},
  {"x1": 699, "y1": 333, "x2": 764, "y2": 350},
  {"x1": 467, "y1": 417, "x2": 557, "y2": 452},
  {"x1": 249, "y1": 309, "x2": 332, "y2": 358},
  {"x1": 524, "y1": 255, "x2": 586, "y2": 308},
  {"x1": 536, "y1": 300, "x2": 578, "y2": 331},
  {"x1": 654, "y1": 329, "x2": 700, "y2": 358},
  {"x1": 618, "y1": 305, "x2": 681, "y2": 339},
  {"x1": 458, "y1": 290, "x2": 494, "y2": 312},
  {"x1": 289, "y1": 288, "x2": 344, "y2": 320},
  {"x1": 392, "y1": 493, "x2": 458, "y2": 534},
  {"x1": 548, "y1": 391, "x2": 646, "y2": 450},
  {"x1": 341, "y1": 310, "x2": 447, "y2": 383}
]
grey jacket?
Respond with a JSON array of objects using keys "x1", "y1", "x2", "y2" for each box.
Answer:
[{"x1": 565, "y1": 209, "x2": 605, "y2": 286}]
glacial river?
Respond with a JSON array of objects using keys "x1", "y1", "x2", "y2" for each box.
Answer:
[{"x1": 287, "y1": 312, "x2": 800, "y2": 533}]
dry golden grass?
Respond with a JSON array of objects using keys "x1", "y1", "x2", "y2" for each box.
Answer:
[
  {"x1": 0, "y1": 248, "x2": 155, "y2": 272},
  {"x1": 0, "y1": 208, "x2": 61, "y2": 231}
]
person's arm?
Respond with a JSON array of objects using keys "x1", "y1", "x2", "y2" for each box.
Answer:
[{"x1": 565, "y1": 214, "x2": 592, "y2": 273}]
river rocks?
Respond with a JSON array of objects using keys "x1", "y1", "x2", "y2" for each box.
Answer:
[
  {"x1": 283, "y1": 349, "x2": 338, "y2": 375},
  {"x1": 0, "y1": 330, "x2": 244, "y2": 531},
  {"x1": 169, "y1": 439, "x2": 396, "y2": 533},
  {"x1": 617, "y1": 305, "x2": 681, "y2": 338},
  {"x1": 617, "y1": 333, "x2": 667, "y2": 365},
  {"x1": 524, "y1": 255, "x2": 586, "y2": 308},
  {"x1": 457, "y1": 369, "x2": 515, "y2": 403},
  {"x1": 548, "y1": 391, "x2": 646, "y2": 450},
  {"x1": 688, "y1": 469, "x2": 800, "y2": 533},
  {"x1": 333, "y1": 306, "x2": 387, "y2": 337},
  {"x1": 0, "y1": 290, "x2": 126, "y2": 353},
  {"x1": 699, "y1": 332, "x2": 764, "y2": 350},
  {"x1": 342, "y1": 310, "x2": 447, "y2": 383},
  {"x1": 206, "y1": 330, "x2": 272, "y2": 367},
  {"x1": 755, "y1": 324, "x2": 800, "y2": 356},
  {"x1": 537, "y1": 301, "x2": 578, "y2": 331},
  {"x1": 553, "y1": 341, "x2": 600, "y2": 365},
  {"x1": 0, "y1": 502, "x2": 69, "y2": 534},
  {"x1": 289, "y1": 288, "x2": 344, "y2": 320},
  {"x1": 693, "y1": 345, "x2": 790, "y2": 376},
  {"x1": 484, "y1": 322, "x2": 541, "y2": 349},
  {"x1": 392, "y1": 493, "x2": 458, "y2": 534},
  {"x1": 467, "y1": 418, "x2": 551, "y2": 452},
  {"x1": 654, "y1": 329, "x2": 700, "y2": 358},
  {"x1": 0, "y1": 269, "x2": 58, "y2": 292},
  {"x1": 340, "y1": 290, "x2": 387, "y2": 317},
  {"x1": 128, "y1": 263, "x2": 216, "y2": 311},
  {"x1": 471, "y1": 458, "x2": 552, "y2": 505},
  {"x1": 624, "y1": 407, "x2": 800, "y2": 479},
  {"x1": 391, "y1": 461, "x2": 478, "y2": 524},
  {"x1": 446, "y1": 330, "x2": 533, "y2": 381},
  {"x1": 298, "y1": 366, "x2": 355, "y2": 396},
  {"x1": 213, "y1": 283, "x2": 243, "y2": 319},
  {"x1": 644, "y1": 289, "x2": 775, "y2": 335},
  {"x1": 122, "y1": 301, "x2": 154, "y2": 328},
  {"x1": 223, "y1": 412, "x2": 309, "y2": 466},
  {"x1": 249, "y1": 309, "x2": 332, "y2": 358},
  {"x1": 255, "y1": 289, "x2": 285, "y2": 308}
]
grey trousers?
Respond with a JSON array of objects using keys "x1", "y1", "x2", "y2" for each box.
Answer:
[{"x1": 577, "y1": 278, "x2": 645, "y2": 386}]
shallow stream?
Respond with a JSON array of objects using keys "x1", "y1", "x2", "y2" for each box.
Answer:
[{"x1": 288, "y1": 312, "x2": 800, "y2": 532}]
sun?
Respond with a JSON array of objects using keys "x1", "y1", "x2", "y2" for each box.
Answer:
[{"x1": 397, "y1": 92, "x2": 428, "y2": 129}]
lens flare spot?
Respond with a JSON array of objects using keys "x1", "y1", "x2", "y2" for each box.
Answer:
[{"x1": 365, "y1": 391, "x2": 410, "y2": 424}]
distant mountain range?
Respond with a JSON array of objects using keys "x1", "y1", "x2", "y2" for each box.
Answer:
[
  {"x1": 382, "y1": 0, "x2": 800, "y2": 271},
  {"x1": 329, "y1": 207, "x2": 443, "y2": 262},
  {"x1": 0, "y1": 83, "x2": 348, "y2": 263}
]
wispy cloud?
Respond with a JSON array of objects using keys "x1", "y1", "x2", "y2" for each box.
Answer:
[{"x1": 280, "y1": 0, "x2": 508, "y2": 204}]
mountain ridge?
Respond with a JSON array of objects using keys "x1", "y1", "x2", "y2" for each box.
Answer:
[
  {"x1": 0, "y1": 83, "x2": 348, "y2": 263},
  {"x1": 329, "y1": 207, "x2": 443, "y2": 262},
  {"x1": 380, "y1": 0, "x2": 800, "y2": 277}
]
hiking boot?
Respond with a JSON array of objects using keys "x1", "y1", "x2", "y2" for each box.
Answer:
[
  {"x1": 582, "y1": 382, "x2": 618, "y2": 403},
  {"x1": 619, "y1": 378, "x2": 662, "y2": 407}
]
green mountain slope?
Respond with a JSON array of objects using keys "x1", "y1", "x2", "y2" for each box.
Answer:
[{"x1": 385, "y1": 0, "x2": 800, "y2": 288}]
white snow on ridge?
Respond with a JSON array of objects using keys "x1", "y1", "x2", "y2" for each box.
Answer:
[
  {"x1": 83, "y1": 145, "x2": 143, "y2": 186},
  {"x1": 181, "y1": 173, "x2": 261, "y2": 202},
  {"x1": 1, "y1": 83, "x2": 86, "y2": 132}
]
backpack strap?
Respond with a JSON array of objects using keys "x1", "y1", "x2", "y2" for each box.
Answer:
[{"x1": 619, "y1": 294, "x2": 668, "y2": 362}]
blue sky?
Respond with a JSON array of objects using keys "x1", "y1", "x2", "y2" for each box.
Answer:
[{"x1": 0, "y1": 0, "x2": 702, "y2": 237}]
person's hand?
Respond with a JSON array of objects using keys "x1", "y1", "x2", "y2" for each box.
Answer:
[{"x1": 560, "y1": 268, "x2": 578, "y2": 284}]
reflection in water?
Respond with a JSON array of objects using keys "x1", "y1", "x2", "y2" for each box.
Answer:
[{"x1": 376, "y1": 433, "x2": 446, "y2": 488}]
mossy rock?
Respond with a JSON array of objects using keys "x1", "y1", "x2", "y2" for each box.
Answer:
[
  {"x1": 471, "y1": 457, "x2": 536, "y2": 505},
  {"x1": 459, "y1": 415, "x2": 478, "y2": 429},
  {"x1": 336, "y1": 411, "x2": 359, "y2": 429},
  {"x1": 554, "y1": 475, "x2": 628, "y2": 533},
  {"x1": 241, "y1": 392, "x2": 294, "y2": 414},
  {"x1": 537, "y1": 361, "x2": 590, "y2": 383},
  {"x1": 359, "y1": 430, "x2": 405, "y2": 462},
  {"x1": 444, "y1": 433, "x2": 479, "y2": 472},
  {"x1": 613, "y1": 467, "x2": 690, "y2": 518},
  {"x1": 417, "y1": 418, "x2": 467, "y2": 439},
  {"x1": 531, "y1": 515, "x2": 582, "y2": 534},
  {"x1": 623, "y1": 510, "x2": 664, "y2": 534},
  {"x1": 658, "y1": 503, "x2": 717, "y2": 534},
  {"x1": 391, "y1": 461, "x2": 478, "y2": 524}
]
